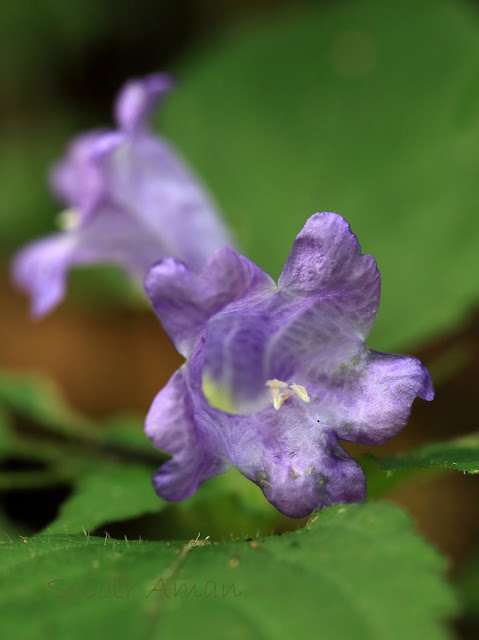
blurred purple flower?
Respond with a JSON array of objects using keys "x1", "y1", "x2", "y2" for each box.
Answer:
[
  {"x1": 12, "y1": 73, "x2": 234, "y2": 317},
  {"x1": 144, "y1": 212, "x2": 434, "y2": 518}
]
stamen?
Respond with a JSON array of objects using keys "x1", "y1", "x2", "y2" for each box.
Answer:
[
  {"x1": 266, "y1": 379, "x2": 310, "y2": 410},
  {"x1": 266, "y1": 379, "x2": 288, "y2": 410},
  {"x1": 273, "y1": 388, "x2": 290, "y2": 410},
  {"x1": 57, "y1": 208, "x2": 81, "y2": 231},
  {"x1": 265, "y1": 379, "x2": 288, "y2": 390},
  {"x1": 272, "y1": 394, "x2": 282, "y2": 410},
  {"x1": 290, "y1": 384, "x2": 310, "y2": 403}
]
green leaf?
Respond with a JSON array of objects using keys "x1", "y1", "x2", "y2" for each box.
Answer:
[
  {"x1": 163, "y1": 0, "x2": 479, "y2": 351},
  {"x1": 0, "y1": 502, "x2": 456, "y2": 639},
  {"x1": 0, "y1": 370, "x2": 92, "y2": 438},
  {"x1": 457, "y1": 552, "x2": 479, "y2": 618},
  {"x1": 0, "y1": 506, "x2": 24, "y2": 543},
  {"x1": 47, "y1": 464, "x2": 165, "y2": 535},
  {"x1": 0, "y1": 370, "x2": 162, "y2": 459},
  {"x1": 372, "y1": 432, "x2": 479, "y2": 476},
  {"x1": 0, "y1": 371, "x2": 168, "y2": 532},
  {"x1": 0, "y1": 117, "x2": 74, "y2": 251}
]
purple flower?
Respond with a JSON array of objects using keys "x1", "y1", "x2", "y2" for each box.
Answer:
[
  {"x1": 12, "y1": 73, "x2": 234, "y2": 317},
  {"x1": 144, "y1": 212, "x2": 434, "y2": 518}
]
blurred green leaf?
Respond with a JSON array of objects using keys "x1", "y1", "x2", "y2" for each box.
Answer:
[
  {"x1": 0, "y1": 370, "x2": 91, "y2": 438},
  {"x1": 0, "y1": 118, "x2": 77, "y2": 251},
  {"x1": 0, "y1": 502, "x2": 456, "y2": 639},
  {"x1": 0, "y1": 371, "x2": 169, "y2": 532},
  {"x1": 372, "y1": 432, "x2": 479, "y2": 475},
  {"x1": 100, "y1": 416, "x2": 165, "y2": 458},
  {"x1": 457, "y1": 551, "x2": 479, "y2": 618},
  {"x1": 359, "y1": 454, "x2": 416, "y2": 499},
  {"x1": 47, "y1": 465, "x2": 164, "y2": 535},
  {"x1": 0, "y1": 505, "x2": 23, "y2": 543},
  {"x1": 0, "y1": 370, "x2": 161, "y2": 457},
  {"x1": 163, "y1": 0, "x2": 479, "y2": 352}
]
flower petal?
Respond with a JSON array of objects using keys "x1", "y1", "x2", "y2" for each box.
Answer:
[
  {"x1": 264, "y1": 298, "x2": 433, "y2": 445},
  {"x1": 17, "y1": 73, "x2": 235, "y2": 316},
  {"x1": 114, "y1": 73, "x2": 173, "y2": 133},
  {"x1": 197, "y1": 293, "x2": 365, "y2": 416},
  {"x1": 144, "y1": 248, "x2": 275, "y2": 357},
  {"x1": 257, "y1": 429, "x2": 366, "y2": 518},
  {"x1": 265, "y1": 297, "x2": 363, "y2": 384},
  {"x1": 11, "y1": 233, "x2": 77, "y2": 317},
  {"x1": 210, "y1": 396, "x2": 367, "y2": 518},
  {"x1": 49, "y1": 130, "x2": 110, "y2": 219},
  {"x1": 96, "y1": 130, "x2": 234, "y2": 272},
  {"x1": 110, "y1": 76, "x2": 234, "y2": 271},
  {"x1": 12, "y1": 207, "x2": 171, "y2": 317},
  {"x1": 249, "y1": 294, "x2": 433, "y2": 446},
  {"x1": 279, "y1": 212, "x2": 380, "y2": 338},
  {"x1": 145, "y1": 369, "x2": 230, "y2": 501},
  {"x1": 317, "y1": 349, "x2": 434, "y2": 445},
  {"x1": 202, "y1": 311, "x2": 274, "y2": 413},
  {"x1": 142, "y1": 211, "x2": 433, "y2": 517}
]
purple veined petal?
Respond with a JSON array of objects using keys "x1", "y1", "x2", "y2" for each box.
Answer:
[
  {"x1": 143, "y1": 211, "x2": 434, "y2": 517},
  {"x1": 89, "y1": 131, "x2": 126, "y2": 160},
  {"x1": 202, "y1": 311, "x2": 275, "y2": 413},
  {"x1": 145, "y1": 369, "x2": 230, "y2": 501},
  {"x1": 49, "y1": 130, "x2": 110, "y2": 219},
  {"x1": 144, "y1": 247, "x2": 276, "y2": 357},
  {"x1": 97, "y1": 130, "x2": 235, "y2": 272},
  {"x1": 11, "y1": 233, "x2": 77, "y2": 318},
  {"x1": 69, "y1": 75, "x2": 235, "y2": 270},
  {"x1": 317, "y1": 349, "x2": 434, "y2": 445},
  {"x1": 262, "y1": 294, "x2": 433, "y2": 445},
  {"x1": 200, "y1": 393, "x2": 367, "y2": 518},
  {"x1": 17, "y1": 73, "x2": 236, "y2": 318},
  {"x1": 114, "y1": 73, "x2": 174, "y2": 133},
  {"x1": 279, "y1": 212, "x2": 380, "y2": 338},
  {"x1": 12, "y1": 206, "x2": 173, "y2": 317},
  {"x1": 186, "y1": 338, "x2": 367, "y2": 517},
  {"x1": 264, "y1": 297, "x2": 364, "y2": 383},
  {"x1": 256, "y1": 428, "x2": 367, "y2": 518},
  {"x1": 200, "y1": 296, "x2": 362, "y2": 415}
]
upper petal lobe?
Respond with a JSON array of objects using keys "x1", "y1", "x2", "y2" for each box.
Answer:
[
  {"x1": 144, "y1": 248, "x2": 275, "y2": 357},
  {"x1": 279, "y1": 212, "x2": 380, "y2": 338}
]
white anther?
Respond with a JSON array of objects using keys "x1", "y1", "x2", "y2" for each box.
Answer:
[
  {"x1": 265, "y1": 379, "x2": 288, "y2": 390},
  {"x1": 273, "y1": 388, "x2": 290, "y2": 410},
  {"x1": 266, "y1": 379, "x2": 310, "y2": 410},
  {"x1": 266, "y1": 379, "x2": 289, "y2": 410},
  {"x1": 290, "y1": 384, "x2": 310, "y2": 403},
  {"x1": 57, "y1": 208, "x2": 81, "y2": 231}
]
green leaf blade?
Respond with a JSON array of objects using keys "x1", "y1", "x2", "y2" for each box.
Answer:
[
  {"x1": 374, "y1": 433, "x2": 479, "y2": 475},
  {"x1": 0, "y1": 502, "x2": 457, "y2": 639},
  {"x1": 46, "y1": 465, "x2": 165, "y2": 535}
]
